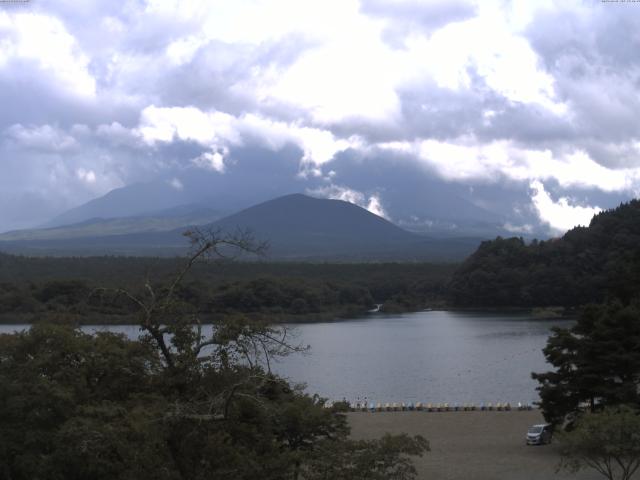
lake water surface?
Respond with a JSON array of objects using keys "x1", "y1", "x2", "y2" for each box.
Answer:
[
  {"x1": 274, "y1": 310, "x2": 571, "y2": 404},
  {"x1": 0, "y1": 310, "x2": 571, "y2": 405}
]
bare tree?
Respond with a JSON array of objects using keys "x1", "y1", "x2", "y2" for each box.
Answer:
[{"x1": 97, "y1": 228, "x2": 306, "y2": 419}]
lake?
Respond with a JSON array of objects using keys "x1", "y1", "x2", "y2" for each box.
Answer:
[{"x1": 0, "y1": 310, "x2": 570, "y2": 405}]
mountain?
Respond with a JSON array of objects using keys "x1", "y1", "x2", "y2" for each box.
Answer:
[
  {"x1": 1, "y1": 204, "x2": 223, "y2": 241},
  {"x1": 211, "y1": 193, "x2": 469, "y2": 259},
  {"x1": 42, "y1": 146, "x2": 310, "y2": 229},
  {"x1": 39, "y1": 144, "x2": 534, "y2": 239},
  {"x1": 216, "y1": 193, "x2": 415, "y2": 251},
  {"x1": 44, "y1": 182, "x2": 184, "y2": 227},
  {"x1": 449, "y1": 199, "x2": 640, "y2": 307},
  {"x1": 0, "y1": 194, "x2": 484, "y2": 261}
]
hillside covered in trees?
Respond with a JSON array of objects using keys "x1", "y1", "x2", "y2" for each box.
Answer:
[{"x1": 449, "y1": 200, "x2": 640, "y2": 308}]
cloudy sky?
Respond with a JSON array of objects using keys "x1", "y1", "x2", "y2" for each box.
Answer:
[{"x1": 1, "y1": 0, "x2": 639, "y2": 234}]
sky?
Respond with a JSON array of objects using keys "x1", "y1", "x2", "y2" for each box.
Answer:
[{"x1": 1, "y1": 0, "x2": 640, "y2": 234}]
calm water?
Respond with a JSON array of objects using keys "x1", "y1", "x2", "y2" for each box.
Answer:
[{"x1": 0, "y1": 310, "x2": 570, "y2": 404}]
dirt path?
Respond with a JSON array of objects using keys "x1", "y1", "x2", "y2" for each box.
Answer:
[{"x1": 348, "y1": 410, "x2": 604, "y2": 480}]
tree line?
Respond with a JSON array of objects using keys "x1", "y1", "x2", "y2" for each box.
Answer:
[{"x1": 0, "y1": 255, "x2": 454, "y2": 324}]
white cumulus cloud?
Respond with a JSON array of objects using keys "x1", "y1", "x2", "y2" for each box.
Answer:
[
  {"x1": 192, "y1": 151, "x2": 226, "y2": 173},
  {"x1": 308, "y1": 184, "x2": 389, "y2": 219},
  {"x1": 0, "y1": 12, "x2": 96, "y2": 96},
  {"x1": 530, "y1": 180, "x2": 602, "y2": 233},
  {"x1": 76, "y1": 168, "x2": 97, "y2": 184}
]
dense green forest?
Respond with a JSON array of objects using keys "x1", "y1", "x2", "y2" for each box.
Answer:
[
  {"x1": 449, "y1": 200, "x2": 640, "y2": 308},
  {"x1": 0, "y1": 253, "x2": 455, "y2": 324}
]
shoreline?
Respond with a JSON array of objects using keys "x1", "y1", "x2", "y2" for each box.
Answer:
[{"x1": 0, "y1": 305, "x2": 578, "y2": 326}]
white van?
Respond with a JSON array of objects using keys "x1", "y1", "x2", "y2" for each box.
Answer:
[{"x1": 526, "y1": 424, "x2": 552, "y2": 445}]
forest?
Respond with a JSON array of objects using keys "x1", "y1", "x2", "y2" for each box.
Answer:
[
  {"x1": 448, "y1": 200, "x2": 640, "y2": 308},
  {"x1": 0, "y1": 252, "x2": 455, "y2": 325}
]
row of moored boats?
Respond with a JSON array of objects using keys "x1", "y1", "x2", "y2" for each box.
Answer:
[{"x1": 334, "y1": 401, "x2": 535, "y2": 412}]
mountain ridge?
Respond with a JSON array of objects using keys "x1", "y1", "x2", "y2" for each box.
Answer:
[
  {"x1": 0, "y1": 194, "x2": 484, "y2": 261},
  {"x1": 1, "y1": 204, "x2": 222, "y2": 241}
]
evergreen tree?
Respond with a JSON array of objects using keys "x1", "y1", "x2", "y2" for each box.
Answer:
[{"x1": 533, "y1": 302, "x2": 640, "y2": 426}]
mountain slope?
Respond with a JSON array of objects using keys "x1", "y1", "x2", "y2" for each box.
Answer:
[
  {"x1": 42, "y1": 146, "x2": 307, "y2": 229},
  {"x1": 0, "y1": 194, "x2": 483, "y2": 260},
  {"x1": 0, "y1": 205, "x2": 222, "y2": 241},
  {"x1": 449, "y1": 199, "x2": 640, "y2": 307},
  {"x1": 212, "y1": 194, "x2": 419, "y2": 257},
  {"x1": 44, "y1": 181, "x2": 192, "y2": 227},
  {"x1": 40, "y1": 146, "x2": 531, "y2": 239}
]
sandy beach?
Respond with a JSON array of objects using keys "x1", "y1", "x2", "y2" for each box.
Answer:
[{"x1": 348, "y1": 410, "x2": 603, "y2": 480}]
